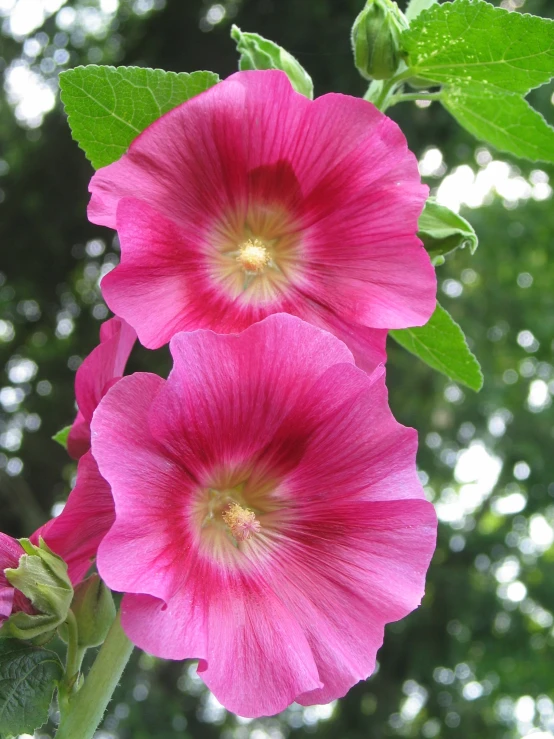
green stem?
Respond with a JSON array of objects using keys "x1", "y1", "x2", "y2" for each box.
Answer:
[
  {"x1": 58, "y1": 610, "x2": 82, "y2": 715},
  {"x1": 387, "y1": 91, "x2": 443, "y2": 108},
  {"x1": 55, "y1": 611, "x2": 134, "y2": 739}
]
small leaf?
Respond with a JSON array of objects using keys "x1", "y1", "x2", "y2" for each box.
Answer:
[
  {"x1": 0, "y1": 639, "x2": 63, "y2": 736},
  {"x1": 52, "y1": 425, "x2": 71, "y2": 450},
  {"x1": 405, "y1": 0, "x2": 437, "y2": 23},
  {"x1": 418, "y1": 198, "x2": 478, "y2": 263},
  {"x1": 231, "y1": 25, "x2": 313, "y2": 98},
  {"x1": 442, "y1": 81, "x2": 554, "y2": 164},
  {"x1": 402, "y1": 0, "x2": 554, "y2": 95},
  {"x1": 59, "y1": 66, "x2": 219, "y2": 169},
  {"x1": 390, "y1": 303, "x2": 483, "y2": 391}
]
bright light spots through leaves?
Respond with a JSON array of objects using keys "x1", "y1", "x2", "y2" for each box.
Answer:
[
  {"x1": 435, "y1": 442, "x2": 502, "y2": 525},
  {"x1": 518, "y1": 271, "x2": 534, "y2": 288},
  {"x1": 517, "y1": 329, "x2": 540, "y2": 353},
  {"x1": 492, "y1": 490, "x2": 527, "y2": 515},
  {"x1": 7, "y1": 356, "x2": 37, "y2": 383},
  {"x1": 199, "y1": 1, "x2": 237, "y2": 32},
  {"x1": 0, "y1": 0, "x2": 66, "y2": 38},
  {"x1": 418, "y1": 147, "x2": 446, "y2": 178},
  {"x1": 497, "y1": 693, "x2": 554, "y2": 738},
  {"x1": 74, "y1": 238, "x2": 118, "y2": 319},
  {"x1": 0, "y1": 319, "x2": 15, "y2": 342},
  {"x1": 441, "y1": 278, "x2": 463, "y2": 298},
  {"x1": 4, "y1": 60, "x2": 56, "y2": 127},
  {"x1": 514, "y1": 460, "x2": 531, "y2": 481},
  {"x1": 488, "y1": 408, "x2": 512, "y2": 438},
  {"x1": 444, "y1": 383, "x2": 464, "y2": 404},
  {"x1": 2, "y1": 0, "x2": 167, "y2": 128},
  {"x1": 527, "y1": 379, "x2": 552, "y2": 413},
  {"x1": 435, "y1": 154, "x2": 552, "y2": 213}
]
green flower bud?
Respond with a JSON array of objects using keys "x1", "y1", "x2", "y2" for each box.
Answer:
[
  {"x1": 70, "y1": 574, "x2": 116, "y2": 648},
  {"x1": 2, "y1": 538, "x2": 73, "y2": 641},
  {"x1": 351, "y1": 0, "x2": 409, "y2": 81},
  {"x1": 231, "y1": 25, "x2": 314, "y2": 99}
]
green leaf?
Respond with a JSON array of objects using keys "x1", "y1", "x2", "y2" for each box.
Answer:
[
  {"x1": 59, "y1": 66, "x2": 219, "y2": 169},
  {"x1": 52, "y1": 425, "x2": 71, "y2": 450},
  {"x1": 231, "y1": 25, "x2": 313, "y2": 98},
  {"x1": 418, "y1": 198, "x2": 478, "y2": 264},
  {"x1": 0, "y1": 640, "x2": 63, "y2": 736},
  {"x1": 402, "y1": 0, "x2": 554, "y2": 94},
  {"x1": 405, "y1": 0, "x2": 437, "y2": 23},
  {"x1": 442, "y1": 81, "x2": 554, "y2": 163},
  {"x1": 390, "y1": 303, "x2": 483, "y2": 391}
]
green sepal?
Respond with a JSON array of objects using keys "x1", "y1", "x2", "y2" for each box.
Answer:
[
  {"x1": 418, "y1": 198, "x2": 478, "y2": 264},
  {"x1": 52, "y1": 425, "x2": 71, "y2": 450},
  {"x1": 1, "y1": 538, "x2": 73, "y2": 641},
  {"x1": 70, "y1": 574, "x2": 116, "y2": 648},
  {"x1": 231, "y1": 25, "x2": 314, "y2": 98}
]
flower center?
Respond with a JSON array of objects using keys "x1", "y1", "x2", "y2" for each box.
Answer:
[
  {"x1": 236, "y1": 239, "x2": 270, "y2": 274},
  {"x1": 221, "y1": 502, "x2": 261, "y2": 541}
]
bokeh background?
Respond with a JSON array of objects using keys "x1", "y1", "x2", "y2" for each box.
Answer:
[{"x1": 1, "y1": 0, "x2": 554, "y2": 737}]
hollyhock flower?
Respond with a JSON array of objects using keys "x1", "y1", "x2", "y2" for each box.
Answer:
[
  {"x1": 91, "y1": 314, "x2": 437, "y2": 717},
  {"x1": 67, "y1": 316, "x2": 136, "y2": 459},
  {"x1": 88, "y1": 70, "x2": 435, "y2": 371}
]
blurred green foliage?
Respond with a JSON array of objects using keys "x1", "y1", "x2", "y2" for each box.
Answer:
[{"x1": 1, "y1": 1, "x2": 554, "y2": 737}]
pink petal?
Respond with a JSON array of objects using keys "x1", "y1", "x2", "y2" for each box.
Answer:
[
  {"x1": 263, "y1": 498, "x2": 437, "y2": 705},
  {"x1": 121, "y1": 568, "x2": 322, "y2": 718},
  {"x1": 34, "y1": 451, "x2": 115, "y2": 584},
  {"x1": 149, "y1": 315, "x2": 355, "y2": 477},
  {"x1": 67, "y1": 316, "x2": 136, "y2": 459},
  {"x1": 0, "y1": 533, "x2": 23, "y2": 622},
  {"x1": 93, "y1": 372, "x2": 191, "y2": 601}
]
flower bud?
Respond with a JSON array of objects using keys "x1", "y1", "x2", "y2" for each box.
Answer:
[
  {"x1": 1, "y1": 538, "x2": 73, "y2": 640},
  {"x1": 70, "y1": 574, "x2": 116, "y2": 648},
  {"x1": 351, "y1": 0, "x2": 409, "y2": 81},
  {"x1": 231, "y1": 25, "x2": 314, "y2": 99}
]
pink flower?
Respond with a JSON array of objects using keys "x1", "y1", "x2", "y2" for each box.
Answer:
[
  {"x1": 89, "y1": 70, "x2": 435, "y2": 372},
  {"x1": 0, "y1": 534, "x2": 33, "y2": 625},
  {"x1": 67, "y1": 316, "x2": 136, "y2": 459},
  {"x1": 91, "y1": 314, "x2": 437, "y2": 717}
]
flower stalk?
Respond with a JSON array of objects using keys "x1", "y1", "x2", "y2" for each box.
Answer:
[{"x1": 55, "y1": 610, "x2": 133, "y2": 739}]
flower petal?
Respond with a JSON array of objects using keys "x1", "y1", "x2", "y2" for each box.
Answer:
[
  {"x1": 68, "y1": 316, "x2": 136, "y2": 459},
  {"x1": 149, "y1": 314, "x2": 354, "y2": 478},
  {"x1": 264, "y1": 498, "x2": 437, "y2": 705},
  {"x1": 121, "y1": 567, "x2": 322, "y2": 718},
  {"x1": 93, "y1": 372, "x2": 193, "y2": 601}
]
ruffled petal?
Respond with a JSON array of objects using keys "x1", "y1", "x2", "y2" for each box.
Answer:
[
  {"x1": 261, "y1": 498, "x2": 436, "y2": 705},
  {"x1": 121, "y1": 565, "x2": 322, "y2": 718},
  {"x1": 93, "y1": 373, "x2": 193, "y2": 601},
  {"x1": 67, "y1": 317, "x2": 136, "y2": 459}
]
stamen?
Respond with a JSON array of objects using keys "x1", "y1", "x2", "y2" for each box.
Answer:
[
  {"x1": 222, "y1": 502, "x2": 261, "y2": 541},
  {"x1": 237, "y1": 239, "x2": 270, "y2": 274}
]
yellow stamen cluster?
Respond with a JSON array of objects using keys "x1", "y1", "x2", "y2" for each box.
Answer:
[
  {"x1": 236, "y1": 239, "x2": 270, "y2": 274},
  {"x1": 222, "y1": 502, "x2": 261, "y2": 541}
]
